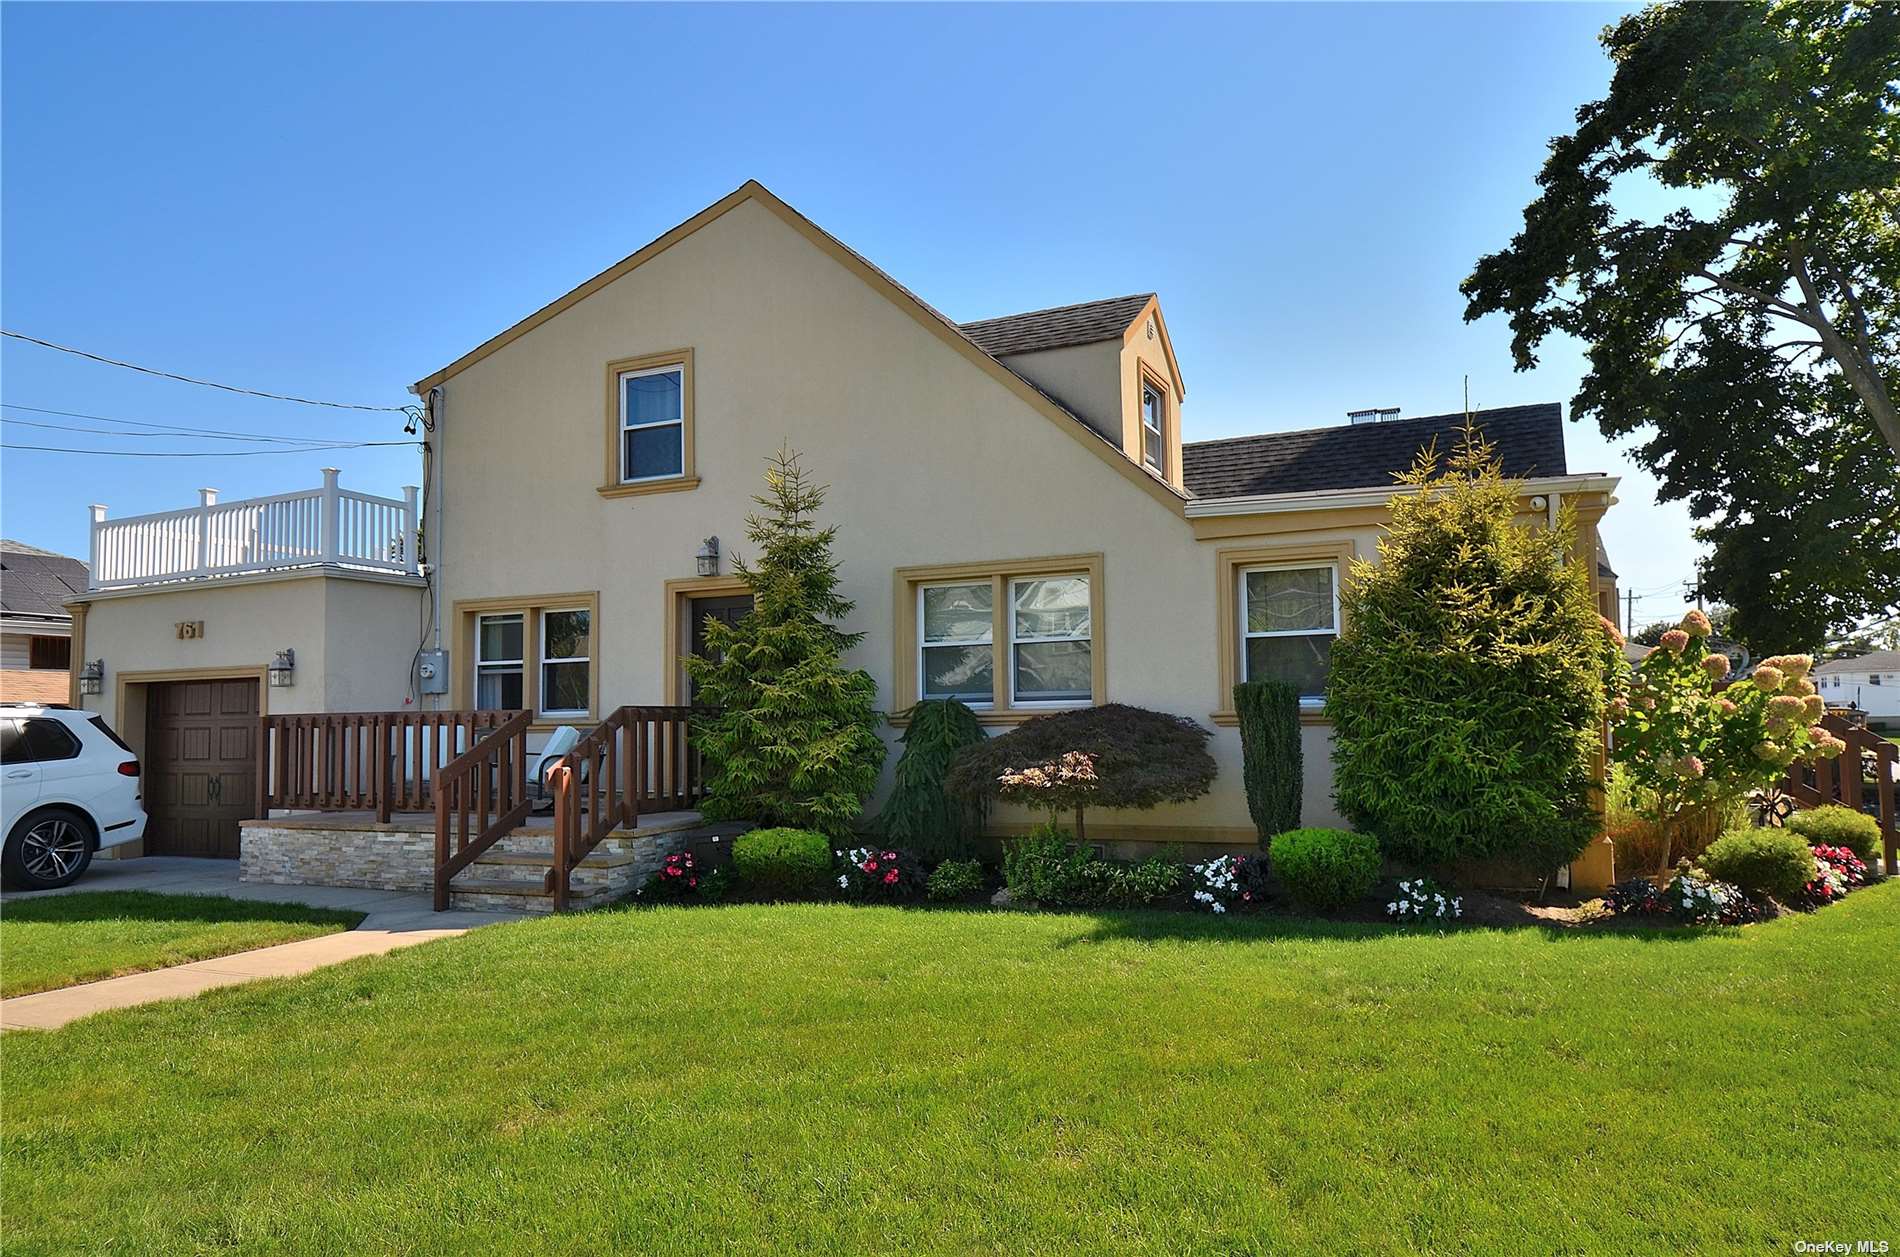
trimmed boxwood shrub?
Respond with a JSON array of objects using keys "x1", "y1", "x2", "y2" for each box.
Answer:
[
  {"x1": 925, "y1": 858, "x2": 986, "y2": 902},
  {"x1": 1234, "y1": 679, "x2": 1301, "y2": 845},
  {"x1": 730, "y1": 827, "x2": 834, "y2": 900},
  {"x1": 1269, "y1": 827, "x2": 1381, "y2": 912},
  {"x1": 1699, "y1": 826, "x2": 1818, "y2": 903},
  {"x1": 1786, "y1": 805, "x2": 1881, "y2": 862}
]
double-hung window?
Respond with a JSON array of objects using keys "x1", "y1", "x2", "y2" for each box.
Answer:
[
  {"x1": 1240, "y1": 564, "x2": 1337, "y2": 703},
  {"x1": 1009, "y1": 576, "x2": 1092, "y2": 704},
  {"x1": 539, "y1": 609, "x2": 592, "y2": 716},
  {"x1": 475, "y1": 613, "x2": 525, "y2": 711},
  {"x1": 1141, "y1": 380, "x2": 1166, "y2": 474},
  {"x1": 919, "y1": 582, "x2": 994, "y2": 703},
  {"x1": 619, "y1": 362, "x2": 685, "y2": 482}
]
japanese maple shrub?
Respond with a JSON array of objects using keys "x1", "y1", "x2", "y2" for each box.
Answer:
[
  {"x1": 685, "y1": 450, "x2": 885, "y2": 838},
  {"x1": 1327, "y1": 422, "x2": 1611, "y2": 873},
  {"x1": 1609, "y1": 617, "x2": 1845, "y2": 873},
  {"x1": 944, "y1": 704, "x2": 1217, "y2": 840}
]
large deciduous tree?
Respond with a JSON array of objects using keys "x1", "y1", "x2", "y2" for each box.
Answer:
[{"x1": 1462, "y1": 1, "x2": 1900, "y2": 650}]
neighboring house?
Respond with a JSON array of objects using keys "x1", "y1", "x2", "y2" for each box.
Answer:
[
  {"x1": 67, "y1": 181, "x2": 1618, "y2": 867},
  {"x1": 1816, "y1": 650, "x2": 1900, "y2": 726},
  {"x1": 1, "y1": 540, "x2": 87, "y2": 704}
]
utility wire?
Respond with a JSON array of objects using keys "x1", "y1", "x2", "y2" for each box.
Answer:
[
  {"x1": 3, "y1": 440, "x2": 420, "y2": 458},
  {"x1": 2, "y1": 415, "x2": 355, "y2": 446},
  {"x1": 1, "y1": 401, "x2": 360, "y2": 443},
  {"x1": 1, "y1": 329, "x2": 411, "y2": 413}
]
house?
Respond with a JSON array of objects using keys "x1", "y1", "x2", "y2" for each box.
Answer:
[
  {"x1": 1815, "y1": 650, "x2": 1900, "y2": 727},
  {"x1": 65, "y1": 181, "x2": 1619, "y2": 895},
  {"x1": 1, "y1": 541, "x2": 88, "y2": 703}
]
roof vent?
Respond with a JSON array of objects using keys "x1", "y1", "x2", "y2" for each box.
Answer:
[{"x1": 1348, "y1": 407, "x2": 1401, "y2": 425}]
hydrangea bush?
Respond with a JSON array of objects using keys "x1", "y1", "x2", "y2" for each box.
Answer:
[
  {"x1": 1386, "y1": 877, "x2": 1462, "y2": 925},
  {"x1": 1609, "y1": 610, "x2": 1845, "y2": 873}
]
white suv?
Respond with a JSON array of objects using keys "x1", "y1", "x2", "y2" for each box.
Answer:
[{"x1": 2, "y1": 704, "x2": 147, "y2": 891}]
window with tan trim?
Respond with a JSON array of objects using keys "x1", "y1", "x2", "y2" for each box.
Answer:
[
  {"x1": 893, "y1": 554, "x2": 1105, "y2": 723},
  {"x1": 599, "y1": 349, "x2": 698, "y2": 498},
  {"x1": 1210, "y1": 540, "x2": 1355, "y2": 726},
  {"x1": 453, "y1": 592, "x2": 601, "y2": 723}
]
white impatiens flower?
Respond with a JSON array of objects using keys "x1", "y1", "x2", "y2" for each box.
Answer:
[{"x1": 837, "y1": 875, "x2": 849, "y2": 889}]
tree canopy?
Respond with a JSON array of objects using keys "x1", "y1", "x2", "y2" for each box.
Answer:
[{"x1": 1462, "y1": 1, "x2": 1900, "y2": 650}]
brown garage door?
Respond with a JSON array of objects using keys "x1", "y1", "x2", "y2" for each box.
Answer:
[{"x1": 144, "y1": 678, "x2": 259, "y2": 858}]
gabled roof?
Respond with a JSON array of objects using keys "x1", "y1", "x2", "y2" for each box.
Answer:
[
  {"x1": 411, "y1": 181, "x2": 1187, "y2": 514},
  {"x1": 959, "y1": 294, "x2": 1155, "y2": 357},
  {"x1": 1817, "y1": 649, "x2": 1900, "y2": 674},
  {"x1": 1181, "y1": 403, "x2": 1568, "y2": 501},
  {"x1": 0, "y1": 541, "x2": 88, "y2": 620}
]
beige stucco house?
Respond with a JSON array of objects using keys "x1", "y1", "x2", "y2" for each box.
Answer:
[{"x1": 66, "y1": 181, "x2": 1618, "y2": 878}]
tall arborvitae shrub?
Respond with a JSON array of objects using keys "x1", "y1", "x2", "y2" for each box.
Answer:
[
  {"x1": 1234, "y1": 679, "x2": 1301, "y2": 845},
  {"x1": 873, "y1": 699, "x2": 989, "y2": 860},
  {"x1": 1327, "y1": 422, "x2": 1608, "y2": 873},
  {"x1": 685, "y1": 450, "x2": 885, "y2": 838}
]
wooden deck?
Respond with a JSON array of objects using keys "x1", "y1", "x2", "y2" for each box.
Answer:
[{"x1": 253, "y1": 808, "x2": 708, "y2": 840}]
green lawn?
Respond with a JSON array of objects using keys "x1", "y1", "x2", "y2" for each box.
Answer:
[
  {"x1": 4, "y1": 886, "x2": 1897, "y2": 1252},
  {"x1": 0, "y1": 891, "x2": 363, "y2": 997}
]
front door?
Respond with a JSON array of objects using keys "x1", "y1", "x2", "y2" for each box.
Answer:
[
  {"x1": 687, "y1": 595, "x2": 752, "y2": 702},
  {"x1": 143, "y1": 678, "x2": 259, "y2": 857}
]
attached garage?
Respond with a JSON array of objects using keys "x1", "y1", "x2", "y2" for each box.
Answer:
[{"x1": 142, "y1": 677, "x2": 259, "y2": 857}]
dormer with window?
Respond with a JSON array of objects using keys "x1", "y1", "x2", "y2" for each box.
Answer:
[{"x1": 959, "y1": 294, "x2": 1186, "y2": 492}]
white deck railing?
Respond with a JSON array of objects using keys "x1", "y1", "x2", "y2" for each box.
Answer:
[{"x1": 89, "y1": 469, "x2": 419, "y2": 590}]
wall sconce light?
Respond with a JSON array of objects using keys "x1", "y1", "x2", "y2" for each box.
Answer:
[
  {"x1": 268, "y1": 648, "x2": 296, "y2": 688},
  {"x1": 696, "y1": 536, "x2": 720, "y2": 578},
  {"x1": 77, "y1": 659, "x2": 104, "y2": 697}
]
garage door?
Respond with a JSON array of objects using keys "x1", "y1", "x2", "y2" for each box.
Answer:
[{"x1": 144, "y1": 678, "x2": 259, "y2": 858}]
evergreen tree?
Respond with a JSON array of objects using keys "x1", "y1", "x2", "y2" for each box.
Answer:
[
  {"x1": 872, "y1": 699, "x2": 989, "y2": 860},
  {"x1": 1327, "y1": 422, "x2": 1610, "y2": 873},
  {"x1": 685, "y1": 450, "x2": 885, "y2": 837}
]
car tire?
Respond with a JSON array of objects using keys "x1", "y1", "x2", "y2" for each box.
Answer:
[{"x1": 2, "y1": 807, "x2": 96, "y2": 891}]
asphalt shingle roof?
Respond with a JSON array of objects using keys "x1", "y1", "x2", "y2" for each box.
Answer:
[
  {"x1": 0, "y1": 541, "x2": 88, "y2": 620},
  {"x1": 1816, "y1": 650, "x2": 1900, "y2": 674},
  {"x1": 1181, "y1": 403, "x2": 1569, "y2": 500},
  {"x1": 959, "y1": 294, "x2": 1153, "y2": 358}
]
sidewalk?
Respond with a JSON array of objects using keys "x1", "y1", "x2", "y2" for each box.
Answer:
[{"x1": 1, "y1": 858, "x2": 525, "y2": 1031}]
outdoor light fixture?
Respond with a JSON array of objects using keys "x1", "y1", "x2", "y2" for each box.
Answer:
[
  {"x1": 268, "y1": 648, "x2": 296, "y2": 688},
  {"x1": 696, "y1": 536, "x2": 720, "y2": 578},
  {"x1": 77, "y1": 659, "x2": 104, "y2": 697}
]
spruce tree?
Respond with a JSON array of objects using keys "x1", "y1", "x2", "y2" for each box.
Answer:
[{"x1": 685, "y1": 449, "x2": 885, "y2": 837}]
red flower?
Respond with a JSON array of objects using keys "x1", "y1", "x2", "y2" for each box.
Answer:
[
  {"x1": 883, "y1": 869, "x2": 899, "y2": 884},
  {"x1": 863, "y1": 860, "x2": 878, "y2": 872}
]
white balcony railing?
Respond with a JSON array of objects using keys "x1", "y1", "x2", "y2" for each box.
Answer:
[{"x1": 88, "y1": 469, "x2": 420, "y2": 591}]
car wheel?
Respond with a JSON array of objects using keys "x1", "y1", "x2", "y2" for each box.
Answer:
[{"x1": 2, "y1": 807, "x2": 95, "y2": 891}]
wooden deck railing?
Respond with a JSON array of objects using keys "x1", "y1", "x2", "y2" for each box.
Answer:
[
  {"x1": 257, "y1": 709, "x2": 521, "y2": 822},
  {"x1": 431, "y1": 710, "x2": 534, "y2": 911},
  {"x1": 1782, "y1": 712, "x2": 1898, "y2": 876},
  {"x1": 548, "y1": 705, "x2": 705, "y2": 910}
]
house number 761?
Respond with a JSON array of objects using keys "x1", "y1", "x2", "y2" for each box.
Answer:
[{"x1": 176, "y1": 621, "x2": 205, "y2": 639}]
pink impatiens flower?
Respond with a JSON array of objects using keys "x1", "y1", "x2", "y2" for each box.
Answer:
[{"x1": 883, "y1": 869, "x2": 899, "y2": 885}]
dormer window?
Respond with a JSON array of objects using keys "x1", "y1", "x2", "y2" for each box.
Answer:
[{"x1": 1141, "y1": 379, "x2": 1166, "y2": 474}]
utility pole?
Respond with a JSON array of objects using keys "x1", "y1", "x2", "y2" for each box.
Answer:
[{"x1": 1626, "y1": 588, "x2": 1635, "y2": 640}]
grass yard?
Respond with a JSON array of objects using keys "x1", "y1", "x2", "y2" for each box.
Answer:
[
  {"x1": 0, "y1": 891, "x2": 363, "y2": 997},
  {"x1": 4, "y1": 885, "x2": 1897, "y2": 1252}
]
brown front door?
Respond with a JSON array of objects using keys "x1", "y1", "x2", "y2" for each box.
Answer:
[
  {"x1": 144, "y1": 678, "x2": 259, "y2": 857},
  {"x1": 687, "y1": 595, "x2": 752, "y2": 702}
]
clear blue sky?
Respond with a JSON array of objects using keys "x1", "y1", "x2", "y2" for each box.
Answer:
[{"x1": 1, "y1": 1, "x2": 1703, "y2": 629}]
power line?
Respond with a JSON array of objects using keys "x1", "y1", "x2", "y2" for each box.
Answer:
[
  {"x1": 3, "y1": 440, "x2": 419, "y2": 458},
  {"x1": 1, "y1": 401, "x2": 356, "y2": 443},
  {"x1": 1, "y1": 329, "x2": 412, "y2": 413},
  {"x1": 1, "y1": 415, "x2": 350, "y2": 446}
]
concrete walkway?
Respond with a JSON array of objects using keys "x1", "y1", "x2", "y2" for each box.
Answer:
[{"x1": 1, "y1": 857, "x2": 526, "y2": 1032}]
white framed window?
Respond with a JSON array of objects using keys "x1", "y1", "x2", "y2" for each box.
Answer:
[
  {"x1": 919, "y1": 582, "x2": 994, "y2": 704},
  {"x1": 1141, "y1": 380, "x2": 1166, "y2": 473},
  {"x1": 539, "y1": 608, "x2": 592, "y2": 716},
  {"x1": 1009, "y1": 575, "x2": 1092, "y2": 704},
  {"x1": 619, "y1": 363, "x2": 685, "y2": 482},
  {"x1": 475, "y1": 613, "x2": 525, "y2": 711},
  {"x1": 1240, "y1": 563, "x2": 1338, "y2": 703}
]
